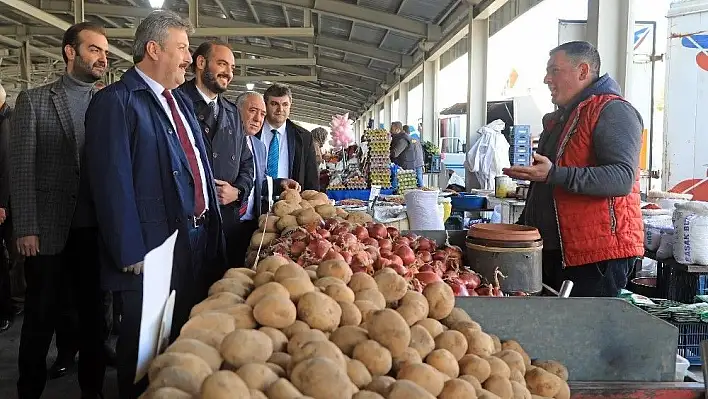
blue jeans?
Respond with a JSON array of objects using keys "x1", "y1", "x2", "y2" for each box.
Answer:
[
  {"x1": 543, "y1": 250, "x2": 637, "y2": 297},
  {"x1": 415, "y1": 167, "x2": 424, "y2": 188}
]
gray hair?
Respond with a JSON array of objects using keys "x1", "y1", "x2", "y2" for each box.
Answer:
[
  {"x1": 132, "y1": 10, "x2": 193, "y2": 64},
  {"x1": 0, "y1": 83, "x2": 6, "y2": 105},
  {"x1": 236, "y1": 91, "x2": 264, "y2": 109},
  {"x1": 550, "y1": 41, "x2": 601, "y2": 77}
]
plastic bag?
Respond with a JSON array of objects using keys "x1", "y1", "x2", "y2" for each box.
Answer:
[
  {"x1": 404, "y1": 189, "x2": 443, "y2": 230},
  {"x1": 464, "y1": 119, "x2": 510, "y2": 190},
  {"x1": 673, "y1": 204, "x2": 708, "y2": 265},
  {"x1": 644, "y1": 225, "x2": 662, "y2": 251},
  {"x1": 656, "y1": 229, "x2": 674, "y2": 259}
]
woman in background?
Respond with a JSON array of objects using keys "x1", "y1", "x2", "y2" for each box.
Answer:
[{"x1": 311, "y1": 127, "x2": 328, "y2": 167}]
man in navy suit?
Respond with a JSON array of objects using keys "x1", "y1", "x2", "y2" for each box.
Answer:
[
  {"x1": 84, "y1": 10, "x2": 225, "y2": 398},
  {"x1": 234, "y1": 91, "x2": 299, "y2": 265}
]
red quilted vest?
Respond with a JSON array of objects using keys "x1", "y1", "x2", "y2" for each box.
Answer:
[{"x1": 546, "y1": 94, "x2": 644, "y2": 267}]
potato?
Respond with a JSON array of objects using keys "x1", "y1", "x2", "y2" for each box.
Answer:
[
  {"x1": 220, "y1": 269, "x2": 255, "y2": 286},
  {"x1": 237, "y1": 362, "x2": 279, "y2": 392},
  {"x1": 245, "y1": 250, "x2": 258, "y2": 268},
  {"x1": 495, "y1": 350, "x2": 526, "y2": 375},
  {"x1": 280, "y1": 277, "x2": 315, "y2": 303},
  {"x1": 510, "y1": 369, "x2": 525, "y2": 384},
  {"x1": 296, "y1": 291, "x2": 342, "y2": 331},
  {"x1": 301, "y1": 190, "x2": 320, "y2": 200},
  {"x1": 253, "y1": 296, "x2": 297, "y2": 329},
  {"x1": 258, "y1": 327, "x2": 287, "y2": 353},
  {"x1": 396, "y1": 362, "x2": 445, "y2": 396},
  {"x1": 366, "y1": 375, "x2": 396, "y2": 396},
  {"x1": 315, "y1": 204, "x2": 337, "y2": 218},
  {"x1": 423, "y1": 282, "x2": 455, "y2": 320},
  {"x1": 273, "y1": 263, "x2": 309, "y2": 282},
  {"x1": 352, "y1": 391, "x2": 384, "y2": 399},
  {"x1": 409, "y1": 324, "x2": 436, "y2": 359},
  {"x1": 415, "y1": 318, "x2": 444, "y2": 338},
  {"x1": 467, "y1": 331, "x2": 496, "y2": 358},
  {"x1": 148, "y1": 352, "x2": 212, "y2": 383},
  {"x1": 253, "y1": 271, "x2": 275, "y2": 287},
  {"x1": 525, "y1": 368, "x2": 562, "y2": 398},
  {"x1": 150, "y1": 366, "x2": 208, "y2": 396},
  {"x1": 374, "y1": 272, "x2": 408, "y2": 303},
  {"x1": 256, "y1": 255, "x2": 290, "y2": 274},
  {"x1": 348, "y1": 358, "x2": 373, "y2": 388},
  {"x1": 555, "y1": 381, "x2": 570, "y2": 399},
  {"x1": 486, "y1": 356, "x2": 512, "y2": 379},
  {"x1": 181, "y1": 312, "x2": 235, "y2": 336},
  {"x1": 329, "y1": 325, "x2": 369, "y2": 356},
  {"x1": 392, "y1": 347, "x2": 422, "y2": 374},
  {"x1": 250, "y1": 389, "x2": 268, "y2": 399},
  {"x1": 348, "y1": 272, "x2": 378, "y2": 292},
  {"x1": 221, "y1": 329, "x2": 273, "y2": 369},
  {"x1": 490, "y1": 334, "x2": 503, "y2": 353},
  {"x1": 216, "y1": 304, "x2": 257, "y2": 329},
  {"x1": 258, "y1": 214, "x2": 280, "y2": 233},
  {"x1": 208, "y1": 278, "x2": 251, "y2": 298},
  {"x1": 291, "y1": 340, "x2": 347, "y2": 371},
  {"x1": 314, "y1": 276, "x2": 346, "y2": 289},
  {"x1": 306, "y1": 193, "x2": 330, "y2": 207},
  {"x1": 277, "y1": 215, "x2": 298, "y2": 231},
  {"x1": 459, "y1": 354, "x2": 491, "y2": 383},
  {"x1": 355, "y1": 289, "x2": 386, "y2": 309},
  {"x1": 201, "y1": 370, "x2": 250, "y2": 398},
  {"x1": 338, "y1": 301, "x2": 363, "y2": 326},
  {"x1": 441, "y1": 307, "x2": 473, "y2": 327},
  {"x1": 289, "y1": 357, "x2": 356, "y2": 399},
  {"x1": 426, "y1": 349, "x2": 459, "y2": 378},
  {"x1": 273, "y1": 200, "x2": 300, "y2": 217},
  {"x1": 336, "y1": 208, "x2": 349, "y2": 218},
  {"x1": 142, "y1": 387, "x2": 192, "y2": 399},
  {"x1": 532, "y1": 360, "x2": 568, "y2": 382},
  {"x1": 266, "y1": 378, "x2": 303, "y2": 399},
  {"x1": 367, "y1": 309, "x2": 411, "y2": 357},
  {"x1": 296, "y1": 209, "x2": 323, "y2": 226},
  {"x1": 478, "y1": 389, "x2": 503, "y2": 399},
  {"x1": 177, "y1": 328, "x2": 226, "y2": 349},
  {"x1": 438, "y1": 378, "x2": 477, "y2": 399},
  {"x1": 434, "y1": 330, "x2": 468, "y2": 361},
  {"x1": 511, "y1": 380, "x2": 532, "y2": 399},
  {"x1": 347, "y1": 211, "x2": 373, "y2": 224},
  {"x1": 246, "y1": 281, "x2": 290, "y2": 307},
  {"x1": 325, "y1": 283, "x2": 356, "y2": 303},
  {"x1": 355, "y1": 300, "x2": 379, "y2": 323},
  {"x1": 502, "y1": 341, "x2": 531, "y2": 366},
  {"x1": 268, "y1": 352, "x2": 292, "y2": 370},
  {"x1": 165, "y1": 338, "x2": 222, "y2": 371},
  {"x1": 352, "y1": 339, "x2": 392, "y2": 376},
  {"x1": 281, "y1": 189, "x2": 302, "y2": 203},
  {"x1": 190, "y1": 292, "x2": 244, "y2": 318},
  {"x1": 250, "y1": 232, "x2": 279, "y2": 249},
  {"x1": 387, "y1": 380, "x2": 436, "y2": 399},
  {"x1": 317, "y1": 260, "x2": 353, "y2": 283},
  {"x1": 287, "y1": 329, "x2": 328, "y2": 355},
  {"x1": 484, "y1": 375, "x2": 513, "y2": 399},
  {"x1": 299, "y1": 200, "x2": 314, "y2": 210},
  {"x1": 281, "y1": 320, "x2": 310, "y2": 339}
]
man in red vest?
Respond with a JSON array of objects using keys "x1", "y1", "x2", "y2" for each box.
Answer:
[{"x1": 504, "y1": 41, "x2": 644, "y2": 297}]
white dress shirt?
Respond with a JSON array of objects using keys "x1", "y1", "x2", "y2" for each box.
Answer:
[
  {"x1": 196, "y1": 86, "x2": 219, "y2": 118},
  {"x1": 242, "y1": 136, "x2": 257, "y2": 221},
  {"x1": 261, "y1": 120, "x2": 290, "y2": 179},
  {"x1": 135, "y1": 67, "x2": 209, "y2": 213}
]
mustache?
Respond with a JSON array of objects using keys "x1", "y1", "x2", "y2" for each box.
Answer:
[
  {"x1": 93, "y1": 62, "x2": 106, "y2": 68},
  {"x1": 179, "y1": 63, "x2": 190, "y2": 69}
]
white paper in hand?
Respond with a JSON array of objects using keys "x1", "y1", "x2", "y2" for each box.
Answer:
[{"x1": 134, "y1": 230, "x2": 178, "y2": 383}]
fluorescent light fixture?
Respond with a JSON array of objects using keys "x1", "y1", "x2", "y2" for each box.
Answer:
[
  {"x1": 263, "y1": 81, "x2": 272, "y2": 85},
  {"x1": 149, "y1": 0, "x2": 164, "y2": 8},
  {"x1": 246, "y1": 83, "x2": 255, "y2": 90}
]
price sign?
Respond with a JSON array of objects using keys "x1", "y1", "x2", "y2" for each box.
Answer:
[{"x1": 369, "y1": 185, "x2": 381, "y2": 210}]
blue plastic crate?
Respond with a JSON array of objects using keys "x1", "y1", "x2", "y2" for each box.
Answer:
[
  {"x1": 674, "y1": 322, "x2": 708, "y2": 366},
  {"x1": 656, "y1": 260, "x2": 708, "y2": 303},
  {"x1": 450, "y1": 194, "x2": 486, "y2": 211},
  {"x1": 510, "y1": 125, "x2": 530, "y2": 136}
]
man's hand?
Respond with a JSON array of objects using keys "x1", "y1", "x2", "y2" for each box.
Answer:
[
  {"x1": 215, "y1": 179, "x2": 240, "y2": 205},
  {"x1": 17, "y1": 235, "x2": 40, "y2": 257},
  {"x1": 0, "y1": 208, "x2": 6, "y2": 225},
  {"x1": 503, "y1": 153, "x2": 553, "y2": 182},
  {"x1": 281, "y1": 179, "x2": 301, "y2": 192},
  {"x1": 122, "y1": 261, "x2": 144, "y2": 275}
]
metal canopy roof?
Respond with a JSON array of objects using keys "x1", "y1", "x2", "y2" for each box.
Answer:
[{"x1": 0, "y1": 0, "x2": 504, "y2": 125}]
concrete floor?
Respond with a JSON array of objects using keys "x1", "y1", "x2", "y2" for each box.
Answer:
[{"x1": 0, "y1": 315, "x2": 120, "y2": 399}]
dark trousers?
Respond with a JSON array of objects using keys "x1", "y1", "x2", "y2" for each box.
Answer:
[
  {"x1": 17, "y1": 227, "x2": 107, "y2": 399},
  {"x1": 542, "y1": 250, "x2": 637, "y2": 297},
  {"x1": 0, "y1": 220, "x2": 12, "y2": 320},
  {"x1": 228, "y1": 219, "x2": 258, "y2": 268},
  {"x1": 116, "y1": 225, "x2": 208, "y2": 399}
]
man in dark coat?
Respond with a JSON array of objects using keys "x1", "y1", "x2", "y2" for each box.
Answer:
[
  {"x1": 177, "y1": 40, "x2": 254, "y2": 269},
  {"x1": 84, "y1": 10, "x2": 226, "y2": 398},
  {"x1": 0, "y1": 83, "x2": 12, "y2": 334},
  {"x1": 259, "y1": 83, "x2": 319, "y2": 191}
]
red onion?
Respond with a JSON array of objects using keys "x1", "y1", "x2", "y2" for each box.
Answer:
[
  {"x1": 450, "y1": 281, "x2": 470, "y2": 296},
  {"x1": 306, "y1": 239, "x2": 331, "y2": 261},
  {"x1": 405, "y1": 232, "x2": 418, "y2": 240},
  {"x1": 459, "y1": 272, "x2": 481, "y2": 290},
  {"x1": 332, "y1": 225, "x2": 351, "y2": 236},
  {"x1": 340, "y1": 251, "x2": 353, "y2": 264},
  {"x1": 433, "y1": 250, "x2": 448, "y2": 262},
  {"x1": 353, "y1": 225, "x2": 369, "y2": 240},
  {"x1": 394, "y1": 245, "x2": 416, "y2": 266},
  {"x1": 444, "y1": 245, "x2": 463, "y2": 260},
  {"x1": 418, "y1": 264, "x2": 434, "y2": 273},
  {"x1": 378, "y1": 239, "x2": 393, "y2": 252},
  {"x1": 316, "y1": 228, "x2": 331, "y2": 240},
  {"x1": 323, "y1": 250, "x2": 344, "y2": 262},
  {"x1": 375, "y1": 257, "x2": 392, "y2": 271},
  {"x1": 362, "y1": 237, "x2": 379, "y2": 247},
  {"x1": 395, "y1": 237, "x2": 411, "y2": 247},
  {"x1": 417, "y1": 250, "x2": 432, "y2": 263},
  {"x1": 290, "y1": 241, "x2": 307, "y2": 257},
  {"x1": 390, "y1": 263, "x2": 407, "y2": 276},
  {"x1": 416, "y1": 237, "x2": 435, "y2": 252},
  {"x1": 323, "y1": 218, "x2": 339, "y2": 230},
  {"x1": 379, "y1": 249, "x2": 393, "y2": 258},
  {"x1": 336, "y1": 233, "x2": 357, "y2": 250},
  {"x1": 415, "y1": 271, "x2": 442, "y2": 285},
  {"x1": 385, "y1": 254, "x2": 403, "y2": 268},
  {"x1": 365, "y1": 246, "x2": 379, "y2": 261},
  {"x1": 476, "y1": 286, "x2": 492, "y2": 296},
  {"x1": 368, "y1": 223, "x2": 388, "y2": 240},
  {"x1": 291, "y1": 230, "x2": 308, "y2": 241},
  {"x1": 386, "y1": 227, "x2": 400, "y2": 239}
]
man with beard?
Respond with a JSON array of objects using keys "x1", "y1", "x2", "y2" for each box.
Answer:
[
  {"x1": 85, "y1": 11, "x2": 226, "y2": 398},
  {"x1": 10, "y1": 22, "x2": 109, "y2": 399},
  {"x1": 260, "y1": 84, "x2": 319, "y2": 190},
  {"x1": 177, "y1": 41, "x2": 253, "y2": 269}
]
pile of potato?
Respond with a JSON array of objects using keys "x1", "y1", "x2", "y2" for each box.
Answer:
[{"x1": 141, "y1": 254, "x2": 571, "y2": 399}]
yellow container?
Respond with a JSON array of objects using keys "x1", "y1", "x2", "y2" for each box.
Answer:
[{"x1": 438, "y1": 197, "x2": 452, "y2": 223}]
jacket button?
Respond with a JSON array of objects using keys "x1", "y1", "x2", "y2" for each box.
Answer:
[
  {"x1": 204, "y1": 127, "x2": 210, "y2": 134},
  {"x1": 173, "y1": 171, "x2": 178, "y2": 176},
  {"x1": 213, "y1": 153, "x2": 218, "y2": 158},
  {"x1": 231, "y1": 154, "x2": 236, "y2": 161},
  {"x1": 176, "y1": 217, "x2": 181, "y2": 223},
  {"x1": 199, "y1": 115, "x2": 204, "y2": 121},
  {"x1": 168, "y1": 129, "x2": 173, "y2": 135}
]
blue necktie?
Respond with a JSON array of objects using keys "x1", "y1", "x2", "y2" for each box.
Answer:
[{"x1": 266, "y1": 129, "x2": 280, "y2": 178}]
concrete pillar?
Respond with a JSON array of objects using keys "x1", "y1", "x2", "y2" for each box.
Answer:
[
  {"x1": 372, "y1": 106, "x2": 380, "y2": 130},
  {"x1": 19, "y1": 38, "x2": 31, "y2": 90},
  {"x1": 398, "y1": 81, "x2": 409, "y2": 126},
  {"x1": 384, "y1": 94, "x2": 392, "y2": 127},
  {"x1": 422, "y1": 59, "x2": 438, "y2": 144},
  {"x1": 465, "y1": 13, "x2": 489, "y2": 190},
  {"x1": 586, "y1": 0, "x2": 634, "y2": 96}
]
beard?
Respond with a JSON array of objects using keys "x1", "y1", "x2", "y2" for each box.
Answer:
[
  {"x1": 201, "y1": 63, "x2": 229, "y2": 94},
  {"x1": 72, "y1": 52, "x2": 105, "y2": 83}
]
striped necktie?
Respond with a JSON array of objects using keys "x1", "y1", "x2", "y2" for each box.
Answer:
[{"x1": 266, "y1": 129, "x2": 280, "y2": 178}]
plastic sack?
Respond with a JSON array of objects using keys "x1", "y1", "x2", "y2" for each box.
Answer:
[
  {"x1": 673, "y1": 201, "x2": 708, "y2": 265},
  {"x1": 490, "y1": 204, "x2": 502, "y2": 224},
  {"x1": 644, "y1": 225, "x2": 663, "y2": 251},
  {"x1": 648, "y1": 191, "x2": 693, "y2": 210},
  {"x1": 656, "y1": 228, "x2": 675, "y2": 259},
  {"x1": 404, "y1": 189, "x2": 444, "y2": 230},
  {"x1": 464, "y1": 119, "x2": 510, "y2": 190}
]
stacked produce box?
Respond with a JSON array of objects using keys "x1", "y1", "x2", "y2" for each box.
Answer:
[
  {"x1": 364, "y1": 128, "x2": 393, "y2": 189},
  {"x1": 143, "y1": 189, "x2": 572, "y2": 399},
  {"x1": 396, "y1": 169, "x2": 418, "y2": 194}
]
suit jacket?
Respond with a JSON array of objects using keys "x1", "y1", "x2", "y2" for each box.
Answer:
[
  {"x1": 0, "y1": 104, "x2": 11, "y2": 209},
  {"x1": 9, "y1": 78, "x2": 92, "y2": 255},
  {"x1": 85, "y1": 67, "x2": 226, "y2": 291},
  {"x1": 247, "y1": 136, "x2": 286, "y2": 218},
  {"x1": 259, "y1": 119, "x2": 319, "y2": 191}
]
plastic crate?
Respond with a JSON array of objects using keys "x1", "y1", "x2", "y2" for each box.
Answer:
[
  {"x1": 656, "y1": 260, "x2": 708, "y2": 303},
  {"x1": 450, "y1": 194, "x2": 487, "y2": 211},
  {"x1": 674, "y1": 322, "x2": 708, "y2": 366}
]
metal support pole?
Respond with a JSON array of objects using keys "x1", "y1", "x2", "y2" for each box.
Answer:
[
  {"x1": 20, "y1": 37, "x2": 31, "y2": 90},
  {"x1": 398, "y1": 81, "x2": 408, "y2": 125},
  {"x1": 422, "y1": 58, "x2": 438, "y2": 144},
  {"x1": 465, "y1": 11, "x2": 489, "y2": 190},
  {"x1": 188, "y1": 0, "x2": 199, "y2": 28},
  {"x1": 73, "y1": 0, "x2": 84, "y2": 23}
]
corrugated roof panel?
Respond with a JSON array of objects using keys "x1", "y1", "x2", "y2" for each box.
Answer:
[
  {"x1": 344, "y1": 54, "x2": 372, "y2": 66},
  {"x1": 251, "y1": 3, "x2": 287, "y2": 26},
  {"x1": 319, "y1": 15, "x2": 352, "y2": 38},
  {"x1": 285, "y1": 8, "x2": 305, "y2": 27},
  {"x1": 369, "y1": 60, "x2": 395, "y2": 72},
  {"x1": 247, "y1": 37, "x2": 271, "y2": 46},
  {"x1": 399, "y1": 0, "x2": 458, "y2": 23},
  {"x1": 349, "y1": 24, "x2": 387, "y2": 46},
  {"x1": 380, "y1": 31, "x2": 418, "y2": 53},
  {"x1": 219, "y1": 0, "x2": 251, "y2": 21},
  {"x1": 318, "y1": 47, "x2": 345, "y2": 59},
  {"x1": 357, "y1": 0, "x2": 398, "y2": 13},
  {"x1": 270, "y1": 39, "x2": 298, "y2": 52}
]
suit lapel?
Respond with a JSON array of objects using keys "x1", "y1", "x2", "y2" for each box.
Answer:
[
  {"x1": 50, "y1": 80, "x2": 80, "y2": 165},
  {"x1": 286, "y1": 122, "x2": 296, "y2": 176}
]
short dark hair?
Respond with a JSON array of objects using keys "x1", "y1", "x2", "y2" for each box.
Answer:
[
  {"x1": 391, "y1": 121, "x2": 403, "y2": 131},
  {"x1": 61, "y1": 22, "x2": 106, "y2": 64},
  {"x1": 263, "y1": 83, "x2": 292, "y2": 103},
  {"x1": 550, "y1": 41, "x2": 601, "y2": 77},
  {"x1": 402, "y1": 125, "x2": 410, "y2": 133},
  {"x1": 191, "y1": 40, "x2": 231, "y2": 72}
]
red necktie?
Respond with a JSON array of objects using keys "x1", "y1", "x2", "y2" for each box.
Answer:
[
  {"x1": 162, "y1": 90, "x2": 206, "y2": 217},
  {"x1": 239, "y1": 201, "x2": 248, "y2": 218}
]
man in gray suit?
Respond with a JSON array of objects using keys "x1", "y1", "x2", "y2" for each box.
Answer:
[{"x1": 10, "y1": 22, "x2": 109, "y2": 399}]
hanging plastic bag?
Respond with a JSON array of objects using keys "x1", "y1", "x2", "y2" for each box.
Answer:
[{"x1": 464, "y1": 120, "x2": 510, "y2": 190}]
